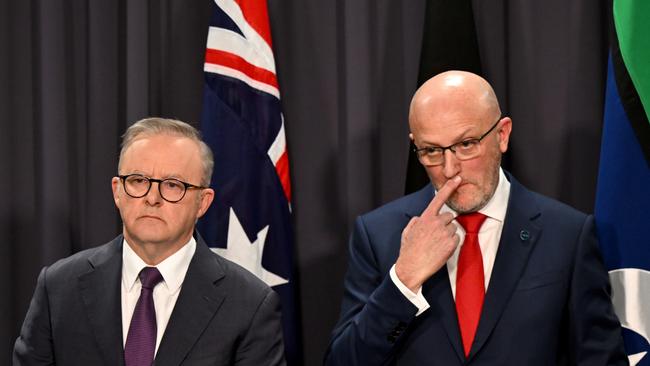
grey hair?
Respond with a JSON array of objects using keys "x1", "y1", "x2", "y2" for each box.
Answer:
[{"x1": 118, "y1": 117, "x2": 214, "y2": 186}]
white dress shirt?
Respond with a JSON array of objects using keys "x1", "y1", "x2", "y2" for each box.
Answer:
[
  {"x1": 121, "y1": 237, "x2": 196, "y2": 354},
  {"x1": 390, "y1": 168, "x2": 511, "y2": 315}
]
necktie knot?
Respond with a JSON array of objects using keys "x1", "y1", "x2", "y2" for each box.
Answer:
[
  {"x1": 139, "y1": 267, "x2": 163, "y2": 290},
  {"x1": 456, "y1": 212, "x2": 487, "y2": 234}
]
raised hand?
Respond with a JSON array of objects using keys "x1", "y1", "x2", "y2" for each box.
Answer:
[{"x1": 395, "y1": 176, "x2": 462, "y2": 292}]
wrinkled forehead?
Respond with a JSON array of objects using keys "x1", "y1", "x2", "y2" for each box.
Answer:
[
  {"x1": 411, "y1": 93, "x2": 495, "y2": 133},
  {"x1": 122, "y1": 132, "x2": 200, "y2": 156},
  {"x1": 119, "y1": 134, "x2": 203, "y2": 177}
]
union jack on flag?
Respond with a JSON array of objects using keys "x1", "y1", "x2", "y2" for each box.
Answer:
[{"x1": 196, "y1": 0, "x2": 301, "y2": 363}]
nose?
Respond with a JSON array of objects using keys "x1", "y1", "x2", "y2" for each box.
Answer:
[
  {"x1": 441, "y1": 149, "x2": 461, "y2": 179},
  {"x1": 144, "y1": 181, "x2": 163, "y2": 206}
]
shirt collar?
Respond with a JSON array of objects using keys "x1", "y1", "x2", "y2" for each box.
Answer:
[
  {"x1": 439, "y1": 167, "x2": 511, "y2": 222},
  {"x1": 122, "y1": 236, "x2": 196, "y2": 293}
]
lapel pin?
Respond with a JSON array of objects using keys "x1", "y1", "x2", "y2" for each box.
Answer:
[{"x1": 520, "y1": 230, "x2": 530, "y2": 241}]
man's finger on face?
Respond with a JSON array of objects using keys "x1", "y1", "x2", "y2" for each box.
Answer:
[{"x1": 421, "y1": 176, "x2": 462, "y2": 219}]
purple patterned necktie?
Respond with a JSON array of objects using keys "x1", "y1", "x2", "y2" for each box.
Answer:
[{"x1": 124, "y1": 267, "x2": 163, "y2": 366}]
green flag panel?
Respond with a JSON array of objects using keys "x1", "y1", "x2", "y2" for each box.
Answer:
[{"x1": 614, "y1": 0, "x2": 650, "y2": 123}]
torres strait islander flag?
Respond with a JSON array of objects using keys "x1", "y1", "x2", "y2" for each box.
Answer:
[
  {"x1": 595, "y1": 0, "x2": 650, "y2": 365},
  {"x1": 196, "y1": 0, "x2": 302, "y2": 363}
]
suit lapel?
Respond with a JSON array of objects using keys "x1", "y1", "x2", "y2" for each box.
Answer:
[
  {"x1": 403, "y1": 184, "x2": 435, "y2": 219},
  {"x1": 78, "y1": 236, "x2": 126, "y2": 366},
  {"x1": 468, "y1": 176, "x2": 541, "y2": 360},
  {"x1": 423, "y1": 268, "x2": 465, "y2": 363},
  {"x1": 154, "y1": 236, "x2": 226, "y2": 366}
]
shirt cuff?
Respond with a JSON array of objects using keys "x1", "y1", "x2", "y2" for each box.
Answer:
[{"x1": 389, "y1": 264, "x2": 430, "y2": 316}]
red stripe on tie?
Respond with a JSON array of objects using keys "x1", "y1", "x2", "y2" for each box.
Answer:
[{"x1": 205, "y1": 48, "x2": 278, "y2": 90}]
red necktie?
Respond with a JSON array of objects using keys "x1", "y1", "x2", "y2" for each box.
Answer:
[{"x1": 455, "y1": 212, "x2": 487, "y2": 357}]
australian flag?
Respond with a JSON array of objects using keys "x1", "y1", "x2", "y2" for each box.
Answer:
[
  {"x1": 595, "y1": 1, "x2": 650, "y2": 365},
  {"x1": 196, "y1": 0, "x2": 302, "y2": 364}
]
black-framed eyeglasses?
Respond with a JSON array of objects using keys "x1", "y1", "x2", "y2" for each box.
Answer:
[
  {"x1": 413, "y1": 117, "x2": 502, "y2": 166},
  {"x1": 118, "y1": 174, "x2": 208, "y2": 203}
]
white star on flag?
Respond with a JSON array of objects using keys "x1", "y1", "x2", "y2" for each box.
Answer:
[
  {"x1": 211, "y1": 208, "x2": 289, "y2": 287},
  {"x1": 609, "y1": 268, "x2": 650, "y2": 365}
]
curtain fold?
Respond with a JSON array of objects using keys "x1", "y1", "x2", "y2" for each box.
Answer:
[{"x1": 475, "y1": 0, "x2": 608, "y2": 211}]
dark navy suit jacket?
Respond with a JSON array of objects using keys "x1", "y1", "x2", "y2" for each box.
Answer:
[
  {"x1": 325, "y1": 174, "x2": 627, "y2": 365},
  {"x1": 14, "y1": 234, "x2": 286, "y2": 366}
]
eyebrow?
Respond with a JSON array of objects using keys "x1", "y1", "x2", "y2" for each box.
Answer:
[
  {"x1": 125, "y1": 171, "x2": 189, "y2": 181},
  {"x1": 419, "y1": 126, "x2": 477, "y2": 147}
]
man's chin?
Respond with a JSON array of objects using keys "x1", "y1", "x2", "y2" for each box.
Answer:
[
  {"x1": 447, "y1": 197, "x2": 485, "y2": 214},
  {"x1": 125, "y1": 230, "x2": 169, "y2": 246}
]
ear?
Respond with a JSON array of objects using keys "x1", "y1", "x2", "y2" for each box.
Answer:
[
  {"x1": 409, "y1": 132, "x2": 414, "y2": 142},
  {"x1": 111, "y1": 177, "x2": 121, "y2": 207},
  {"x1": 497, "y1": 117, "x2": 512, "y2": 153},
  {"x1": 196, "y1": 188, "x2": 215, "y2": 219}
]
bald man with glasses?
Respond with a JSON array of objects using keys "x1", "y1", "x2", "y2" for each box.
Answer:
[{"x1": 325, "y1": 71, "x2": 627, "y2": 366}]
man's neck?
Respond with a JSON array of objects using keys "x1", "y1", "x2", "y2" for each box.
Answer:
[{"x1": 124, "y1": 234, "x2": 193, "y2": 266}]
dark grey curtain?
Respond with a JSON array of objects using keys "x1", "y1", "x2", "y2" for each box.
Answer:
[
  {"x1": 475, "y1": 0, "x2": 608, "y2": 209},
  {"x1": 271, "y1": 2, "x2": 426, "y2": 362},
  {"x1": 1, "y1": 0, "x2": 608, "y2": 364},
  {"x1": 1, "y1": 0, "x2": 213, "y2": 362}
]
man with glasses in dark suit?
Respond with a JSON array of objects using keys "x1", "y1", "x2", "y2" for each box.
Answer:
[{"x1": 14, "y1": 117, "x2": 286, "y2": 366}]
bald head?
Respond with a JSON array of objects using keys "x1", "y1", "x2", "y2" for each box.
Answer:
[
  {"x1": 409, "y1": 71, "x2": 501, "y2": 133},
  {"x1": 407, "y1": 70, "x2": 512, "y2": 213}
]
